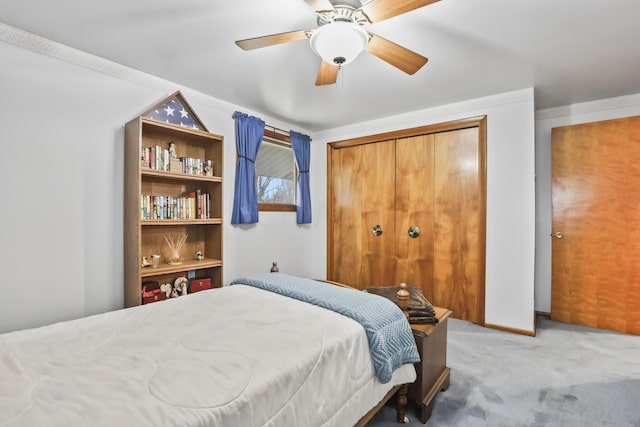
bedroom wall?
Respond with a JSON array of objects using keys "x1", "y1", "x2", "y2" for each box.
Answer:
[
  {"x1": 0, "y1": 25, "x2": 317, "y2": 334},
  {"x1": 314, "y1": 88, "x2": 537, "y2": 333},
  {"x1": 534, "y1": 93, "x2": 640, "y2": 314},
  {"x1": 1, "y1": 23, "x2": 537, "y2": 335}
]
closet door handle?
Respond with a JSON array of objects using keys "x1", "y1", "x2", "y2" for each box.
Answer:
[
  {"x1": 408, "y1": 226, "x2": 421, "y2": 238},
  {"x1": 372, "y1": 225, "x2": 383, "y2": 236}
]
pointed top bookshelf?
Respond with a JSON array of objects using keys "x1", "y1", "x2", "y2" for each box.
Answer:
[
  {"x1": 142, "y1": 90, "x2": 208, "y2": 132},
  {"x1": 124, "y1": 92, "x2": 223, "y2": 307}
]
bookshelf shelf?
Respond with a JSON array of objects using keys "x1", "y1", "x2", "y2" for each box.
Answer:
[
  {"x1": 141, "y1": 218, "x2": 223, "y2": 226},
  {"x1": 140, "y1": 258, "x2": 222, "y2": 278},
  {"x1": 124, "y1": 97, "x2": 223, "y2": 307},
  {"x1": 141, "y1": 169, "x2": 222, "y2": 183}
]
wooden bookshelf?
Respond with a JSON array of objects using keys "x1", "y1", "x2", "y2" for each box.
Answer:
[{"x1": 124, "y1": 113, "x2": 223, "y2": 307}]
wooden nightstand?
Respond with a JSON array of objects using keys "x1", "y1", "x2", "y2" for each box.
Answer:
[{"x1": 409, "y1": 307, "x2": 452, "y2": 424}]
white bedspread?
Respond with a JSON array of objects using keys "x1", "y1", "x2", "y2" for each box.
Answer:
[{"x1": 0, "y1": 284, "x2": 415, "y2": 426}]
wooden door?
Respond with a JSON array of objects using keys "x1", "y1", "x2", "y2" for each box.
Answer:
[
  {"x1": 328, "y1": 117, "x2": 486, "y2": 324},
  {"x1": 395, "y1": 134, "x2": 435, "y2": 300},
  {"x1": 432, "y1": 128, "x2": 484, "y2": 323},
  {"x1": 329, "y1": 140, "x2": 396, "y2": 288},
  {"x1": 552, "y1": 116, "x2": 640, "y2": 334}
]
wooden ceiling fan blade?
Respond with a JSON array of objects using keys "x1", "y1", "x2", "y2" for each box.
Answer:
[
  {"x1": 360, "y1": 0, "x2": 440, "y2": 23},
  {"x1": 366, "y1": 34, "x2": 428, "y2": 75},
  {"x1": 316, "y1": 61, "x2": 339, "y2": 85},
  {"x1": 304, "y1": 0, "x2": 334, "y2": 12},
  {"x1": 235, "y1": 30, "x2": 309, "y2": 50}
]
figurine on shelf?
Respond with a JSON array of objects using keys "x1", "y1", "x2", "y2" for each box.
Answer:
[
  {"x1": 204, "y1": 160, "x2": 213, "y2": 177},
  {"x1": 270, "y1": 262, "x2": 279, "y2": 273},
  {"x1": 141, "y1": 256, "x2": 150, "y2": 268},
  {"x1": 168, "y1": 141, "x2": 177, "y2": 159},
  {"x1": 178, "y1": 281, "x2": 187, "y2": 296},
  {"x1": 195, "y1": 250, "x2": 204, "y2": 261},
  {"x1": 174, "y1": 277, "x2": 188, "y2": 296},
  {"x1": 160, "y1": 283, "x2": 173, "y2": 298}
]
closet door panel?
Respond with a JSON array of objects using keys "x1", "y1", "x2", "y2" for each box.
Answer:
[
  {"x1": 433, "y1": 127, "x2": 481, "y2": 323},
  {"x1": 330, "y1": 145, "x2": 362, "y2": 286},
  {"x1": 395, "y1": 134, "x2": 435, "y2": 300},
  {"x1": 330, "y1": 140, "x2": 396, "y2": 288}
]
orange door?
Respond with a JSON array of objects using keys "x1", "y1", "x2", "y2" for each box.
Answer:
[
  {"x1": 432, "y1": 128, "x2": 484, "y2": 323},
  {"x1": 328, "y1": 126, "x2": 485, "y2": 324},
  {"x1": 329, "y1": 140, "x2": 396, "y2": 288},
  {"x1": 552, "y1": 116, "x2": 640, "y2": 334},
  {"x1": 395, "y1": 134, "x2": 435, "y2": 299}
]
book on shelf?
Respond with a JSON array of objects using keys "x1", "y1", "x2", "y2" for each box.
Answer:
[
  {"x1": 141, "y1": 144, "x2": 213, "y2": 177},
  {"x1": 140, "y1": 190, "x2": 211, "y2": 220}
]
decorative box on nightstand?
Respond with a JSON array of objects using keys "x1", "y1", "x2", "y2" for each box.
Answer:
[{"x1": 409, "y1": 307, "x2": 452, "y2": 424}]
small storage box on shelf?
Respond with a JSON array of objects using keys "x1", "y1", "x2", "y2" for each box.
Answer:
[
  {"x1": 124, "y1": 92, "x2": 223, "y2": 307},
  {"x1": 141, "y1": 281, "x2": 166, "y2": 304},
  {"x1": 189, "y1": 277, "x2": 212, "y2": 293}
]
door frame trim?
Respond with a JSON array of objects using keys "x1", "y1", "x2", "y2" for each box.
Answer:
[{"x1": 327, "y1": 116, "x2": 487, "y2": 325}]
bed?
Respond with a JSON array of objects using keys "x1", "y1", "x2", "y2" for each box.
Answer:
[{"x1": 0, "y1": 273, "x2": 419, "y2": 426}]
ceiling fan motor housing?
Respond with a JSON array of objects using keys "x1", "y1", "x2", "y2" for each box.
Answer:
[
  {"x1": 311, "y1": 5, "x2": 370, "y2": 66},
  {"x1": 317, "y1": 3, "x2": 371, "y2": 27}
]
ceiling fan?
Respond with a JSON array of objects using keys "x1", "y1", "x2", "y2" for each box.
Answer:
[{"x1": 235, "y1": 0, "x2": 439, "y2": 85}]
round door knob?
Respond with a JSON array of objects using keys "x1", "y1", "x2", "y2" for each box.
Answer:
[
  {"x1": 554, "y1": 232, "x2": 563, "y2": 239},
  {"x1": 372, "y1": 224, "x2": 383, "y2": 236},
  {"x1": 408, "y1": 226, "x2": 421, "y2": 238}
]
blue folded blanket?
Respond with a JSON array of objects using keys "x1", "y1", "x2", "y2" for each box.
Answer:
[{"x1": 230, "y1": 273, "x2": 420, "y2": 383}]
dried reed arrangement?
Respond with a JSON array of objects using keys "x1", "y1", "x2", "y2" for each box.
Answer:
[{"x1": 164, "y1": 233, "x2": 188, "y2": 265}]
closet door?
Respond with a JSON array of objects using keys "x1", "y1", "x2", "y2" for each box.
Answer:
[
  {"x1": 329, "y1": 140, "x2": 396, "y2": 289},
  {"x1": 395, "y1": 134, "x2": 435, "y2": 300},
  {"x1": 433, "y1": 127, "x2": 483, "y2": 323},
  {"x1": 327, "y1": 117, "x2": 486, "y2": 325}
]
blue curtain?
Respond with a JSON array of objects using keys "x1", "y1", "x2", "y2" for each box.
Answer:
[
  {"x1": 290, "y1": 130, "x2": 312, "y2": 224},
  {"x1": 231, "y1": 112, "x2": 265, "y2": 224}
]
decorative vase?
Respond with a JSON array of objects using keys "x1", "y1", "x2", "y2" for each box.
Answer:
[
  {"x1": 168, "y1": 250, "x2": 182, "y2": 265},
  {"x1": 164, "y1": 233, "x2": 187, "y2": 265}
]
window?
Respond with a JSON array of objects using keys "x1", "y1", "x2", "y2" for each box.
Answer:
[{"x1": 256, "y1": 131, "x2": 297, "y2": 211}]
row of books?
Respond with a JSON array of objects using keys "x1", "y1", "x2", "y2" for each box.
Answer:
[
  {"x1": 182, "y1": 157, "x2": 213, "y2": 176},
  {"x1": 141, "y1": 191, "x2": 211, "y2": 220},
  {"x1": 141, "y1": 145, "x2": 172, "y2": 171},
  {"x1": 140, "y1": 145, "x2": 213, "y2": 176}
]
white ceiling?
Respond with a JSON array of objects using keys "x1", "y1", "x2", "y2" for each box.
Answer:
[{"x1": 2, "y1": 0, "x2": 640, "y2": 131}]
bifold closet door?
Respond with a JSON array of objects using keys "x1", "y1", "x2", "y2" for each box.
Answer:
[
  {"x1": 328, "y1": 121, "x2": 485, "y2": 324},
  {"x1": 395, "y1": 134, "x2": 435, "y2": 300},
  {"x1": 329, "y1": 140, "x2": 396, "y2": 289},
  {"x1": 432, "y1": 127, "x2": 483, "y2": 323}
]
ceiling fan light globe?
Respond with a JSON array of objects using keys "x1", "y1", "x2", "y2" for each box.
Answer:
[{"x1": 310, "y1": 22, "x2": 369, "y2": 66}]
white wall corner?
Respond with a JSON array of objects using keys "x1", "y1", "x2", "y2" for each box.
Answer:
[{"x1": 536, "y1": 92, "x2": 640, "y2": 121}]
